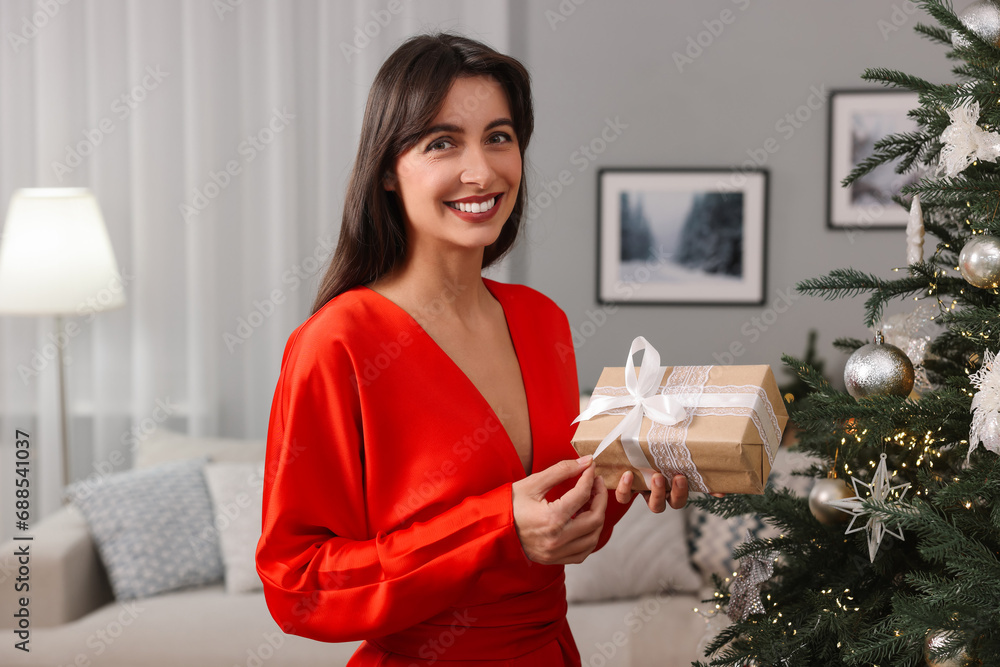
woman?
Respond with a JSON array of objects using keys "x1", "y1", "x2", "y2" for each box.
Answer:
[{"x1": 255, "y1": 33, "x2": 690, "y2": 666}]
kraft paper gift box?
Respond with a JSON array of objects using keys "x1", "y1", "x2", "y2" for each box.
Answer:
[{"x1": 571, "y1": 336, "x2": 788, "y2": 495}]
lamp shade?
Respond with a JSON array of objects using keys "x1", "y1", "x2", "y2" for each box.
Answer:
[{"x1": 0, "y1": 188, "x2": 125, "y2": 315}]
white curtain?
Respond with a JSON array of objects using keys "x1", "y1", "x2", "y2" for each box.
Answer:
[{"x1": 0, "y1": 0, "x2": 512, "y2": 536}]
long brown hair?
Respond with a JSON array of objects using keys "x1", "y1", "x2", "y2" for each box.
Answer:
[{"x1": 310, "y1": 33, "x2": 534, "y2": 315}]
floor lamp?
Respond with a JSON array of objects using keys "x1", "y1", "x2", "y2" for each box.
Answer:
[{"x1": 0, "y1": 188, "x2": 126, "y2": 494}]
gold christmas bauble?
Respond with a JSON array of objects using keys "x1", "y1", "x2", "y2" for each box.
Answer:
[
  {"x1": 959, "y1": 235, "x2": 1000, "y2": 289},
  {"x1": 808, "y1": 477, "x2": 853, "y2": 524}
]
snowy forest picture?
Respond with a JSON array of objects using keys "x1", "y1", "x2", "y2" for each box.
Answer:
[
  {"x1": 827, "y1": 90, "x2": 919, "y2": 228},
  {"x1": 598, "y1": 169, "x2": 767, "y2": 304}
]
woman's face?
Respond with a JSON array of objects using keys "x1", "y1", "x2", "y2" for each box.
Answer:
[{"x1": 387, "y1": 75, "x2": 521, "y2": 257}]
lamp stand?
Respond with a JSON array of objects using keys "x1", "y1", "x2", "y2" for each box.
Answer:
[{"x1": 55, "y1": 313, "x2": 70, "y2": 499}]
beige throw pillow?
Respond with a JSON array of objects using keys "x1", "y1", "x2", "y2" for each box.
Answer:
[{"x1": 203, "y1": 461, "x2": 266, "y2": 594}]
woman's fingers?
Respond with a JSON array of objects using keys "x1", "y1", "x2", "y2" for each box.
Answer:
[
  {"x1": 518, "y1": 456, "x2": 596, "y2": 526},
  {"x1": 557, "y1": 525, "x2": 605, "y2": 563},
  {"x1": 551, "y1": 480, "x2": 607, "y2": 562},
  {"x1": 615, "y1": 470, "x2": 634, "y2": 504},
  {"x1": 573, "y1": 477, "x2": 608, "y2": 532},
  {"x1": 524, "y1": 456, "x2": 593, "y2": 504},
  {"x1": 668, "y1": 474, "x2": 689, "y2": 510},
  {"x1": 646, "y1": 473, "x2": 668, "y2": 513},
  {"x1": 616, "y1": 471, "x2": 677, "y2": 513}
]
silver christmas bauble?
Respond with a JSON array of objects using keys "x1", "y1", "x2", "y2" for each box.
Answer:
[
  {"x1": 953, "y1": 0, "x2": 1000, "y2": 48},
  {"x1": 808, "y1": 477, "x2": 853, "y2": 524},
  {"x1": 924, "y1": 630, "x2": 968, "y2": 667},
  {"x1": 844, "y1": 332, "x2": 915, "y2": 399},
  {"x1": 959, "y1": 235, "x2": 1000, "y2": 288}
]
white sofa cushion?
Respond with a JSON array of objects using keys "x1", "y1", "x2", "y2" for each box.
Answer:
[
  {"x1": 564, "y1": 499, "x2": 702, "y2": 603},
  {"x1": 203, "y1": 461, "x2": 266, "y2": 594}
]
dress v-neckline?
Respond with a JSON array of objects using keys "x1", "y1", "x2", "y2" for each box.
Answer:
[{"x1": 362, "y1": 280, "x2": 536, "y2": 478}]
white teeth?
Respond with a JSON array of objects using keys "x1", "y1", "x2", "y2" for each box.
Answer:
[{"x1": 448, "y1": 197, "x2": 496, "y2": 213}]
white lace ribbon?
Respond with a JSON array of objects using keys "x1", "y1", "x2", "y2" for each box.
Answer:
[
  {"x1": 574, "y1": 336, "x2": 782, "y2": 492},
  {"x1": 662, "y1": 390, "x2": 780, "y2": 466}
]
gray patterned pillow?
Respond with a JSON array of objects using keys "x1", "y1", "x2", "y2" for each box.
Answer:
[
  {"x1": 686, "y1": 509, "x2": 776, "y2": 580},
  {"x1": 66, "y1": 457, "x2": 223, "y2": 600}
]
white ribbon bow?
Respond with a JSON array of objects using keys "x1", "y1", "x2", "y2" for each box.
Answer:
[{"x1": 573, "y1": 336, "x2": 688, "y2": 488}]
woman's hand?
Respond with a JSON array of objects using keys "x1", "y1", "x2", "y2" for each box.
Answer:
[
  {"x1": 613, "y1": 471, "x2": 724, "y2": 512},
  {"x1": 615, "y1": 471, "x2": 687, "y2": 513},
  {"x1": 511, "y1": 456, "x2": 607, "y2": 565}
]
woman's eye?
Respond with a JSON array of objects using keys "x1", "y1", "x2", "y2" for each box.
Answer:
[
  {"x1": 426, "y1": 138, "x2": 453, "y2": 151},
  {"x1": 488, "y1": 132, "x2": 513, "y2": 144}
]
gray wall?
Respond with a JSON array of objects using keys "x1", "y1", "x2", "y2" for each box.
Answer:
[{"x1": 508, "y1": 0, "x2": 959, "y2": 391}]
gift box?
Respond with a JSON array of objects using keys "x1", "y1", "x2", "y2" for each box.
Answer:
[{"x1": 571, "y1": 337, "x2": 788, "y2": 495}]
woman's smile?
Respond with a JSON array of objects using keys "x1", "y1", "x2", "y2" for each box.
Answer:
[{"x1": 445, "y1": 193, "x2": 502, "y2": 216}]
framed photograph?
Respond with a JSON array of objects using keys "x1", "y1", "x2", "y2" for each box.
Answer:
[
  {"x1": 827, "y1": 89, "x2": 920, "y2": 229},
  {"x1": 597, "y1": 168, "x2": 768, "y2": 305}
]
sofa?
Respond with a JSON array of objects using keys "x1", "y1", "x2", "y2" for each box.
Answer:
[{"x1": 0, "y1": 425, "x2": 812, "y2": 667}]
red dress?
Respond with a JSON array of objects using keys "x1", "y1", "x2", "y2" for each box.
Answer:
[{"x1": 256, "y1": 279, "x2": 633, "y2": 665}]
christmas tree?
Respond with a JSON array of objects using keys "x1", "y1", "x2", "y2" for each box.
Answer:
[{"x1": 695, "y1": 2, "x2": 1000, "y2": 665}]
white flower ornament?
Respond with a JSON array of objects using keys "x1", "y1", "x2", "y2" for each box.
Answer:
[
  {"x1": 938, "y1": 100, "x2": 1000, "y2": 177},
  {"x1": 970, "y1": 348, "x2": 1000, "y2": 459}
]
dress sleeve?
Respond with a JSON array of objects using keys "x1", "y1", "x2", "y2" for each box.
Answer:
[{"x1": 255, "y1": 334, "x2": 528, "y2": 643}]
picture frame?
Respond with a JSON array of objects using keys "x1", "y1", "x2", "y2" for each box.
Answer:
[
  {"x1": 597, "y1": 168, "x2": 768, "y2": 305},
  {"x1": 827, "y1": 89, "x2": 920, "y2": 229}
]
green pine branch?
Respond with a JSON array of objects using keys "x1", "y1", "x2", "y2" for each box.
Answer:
[
  {"x1": 833, "y1": 336, "x2": 869, "y2": 353},
  {"x1": 843, "y1": 616, "x2": 922, "y2": 667},
  {"x1": 843, "y1": 132, "x2": 930, "y2": 187},
  {"x1": 937, "y1": 306, "x2": 1000, "y2": 342},
  {"x1": 860, "y1": 67, "x2": 943, "y2": 95},
  {"x1": 796, "y1": 268, "x2": 933, "y2": 328},
  {"x1": 781, "y1": 354, "x2": 833, "y2": 393},
  {"x1": 904, "y1": 174, "x2": 1000, "y2": 206},
  {"x1": 913, "y1": 22, "x2": 952, "y2": 46}
]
